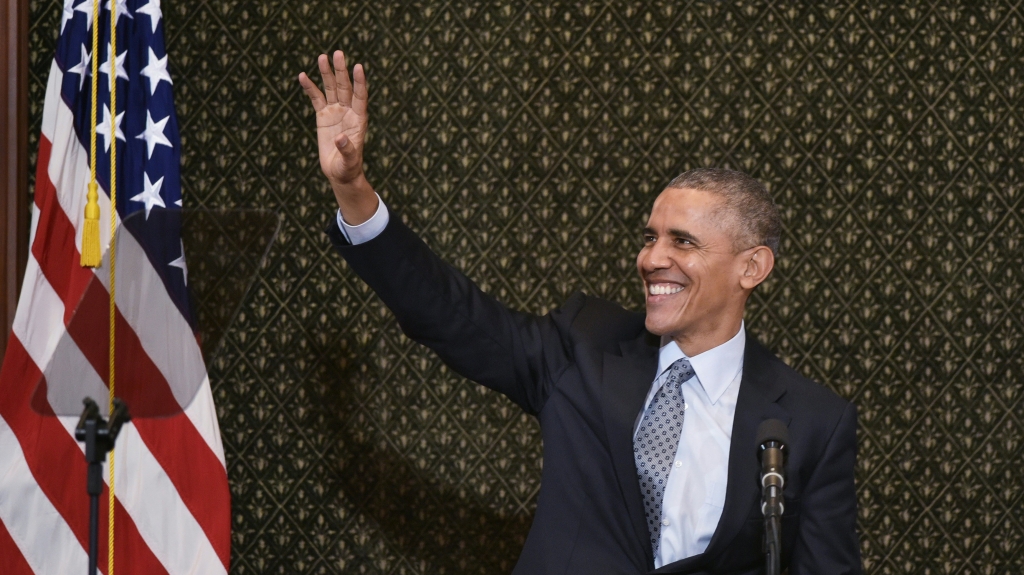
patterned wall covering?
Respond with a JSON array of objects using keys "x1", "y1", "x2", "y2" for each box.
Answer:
[{"x1": 28, "y1": 1, "x2": 1023, "y2": 573}]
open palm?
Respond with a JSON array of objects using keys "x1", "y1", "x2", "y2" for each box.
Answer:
[{"x1": 299, "y1": 52, "x2": 368, "y2": 186}]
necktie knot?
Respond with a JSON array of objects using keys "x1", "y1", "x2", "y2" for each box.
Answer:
[{"x1": 664, "y1": 357, "x2": 694, "y2": 391}]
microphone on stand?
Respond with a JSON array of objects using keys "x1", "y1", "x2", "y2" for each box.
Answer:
[{"x1": 756, "y1": 419, "x2": 789, "y2": 575}]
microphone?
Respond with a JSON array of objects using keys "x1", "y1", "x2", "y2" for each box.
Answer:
[
  {"x1": 756, "y1": 419, "x2": 789, "y2": 575},
  {"x1": 756, "y1": 418, "x2": 788, "y2": 516}
]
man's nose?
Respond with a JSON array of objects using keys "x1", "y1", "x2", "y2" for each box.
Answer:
[{"x1": 640, "y1": 241, "x2": 671, "y2": 270}]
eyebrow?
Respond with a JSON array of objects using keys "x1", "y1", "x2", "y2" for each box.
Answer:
[{"x1": 644, "y1": 227, "x2": 702, "y2": 245}]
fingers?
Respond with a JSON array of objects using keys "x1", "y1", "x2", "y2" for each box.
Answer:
[
  {"x1": 334, "y1": 51, "x2": 353, "y2": 107},
  {"x1": 297, "y1": 72, "x2": 327, "y2": 112},
  {"x1": 318, "y1": 53, "x2": 338, "y2": 105},
  {"x1": 303, "y1": 51, "x2": 365, "y2": 113},
  {"x1": 352, "y1": 63, "x2": 368, "y2": 118}
]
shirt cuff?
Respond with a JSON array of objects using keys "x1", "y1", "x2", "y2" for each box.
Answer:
[{"x1": 336, "y1": 193, "x2": 389, "y2": 245}]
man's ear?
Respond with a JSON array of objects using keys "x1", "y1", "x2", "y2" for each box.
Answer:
[{"x1": 739, "y1": 246, "x2": 774, "y2": 290}]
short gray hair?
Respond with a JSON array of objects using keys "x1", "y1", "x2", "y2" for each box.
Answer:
[{"x1": 666, "y1": 168, "x2": 782, "y2": 256}]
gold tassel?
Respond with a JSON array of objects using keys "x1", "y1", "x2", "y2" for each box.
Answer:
[{"x1": 81, "y1": 181, "x2": 102, "y2": 267}]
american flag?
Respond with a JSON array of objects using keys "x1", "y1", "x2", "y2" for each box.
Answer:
[{"x1": 0, "y1": 1, "x2": 230, "y2": 573}]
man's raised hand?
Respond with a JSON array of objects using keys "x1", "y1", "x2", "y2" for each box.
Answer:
[{"x1": 299, "y1": 51, "x2": 378, "y2": 224}]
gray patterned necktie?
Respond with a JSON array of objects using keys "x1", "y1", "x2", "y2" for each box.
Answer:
[{"x1": 633, "y1": 357, "x2": 694, "y2": 556}]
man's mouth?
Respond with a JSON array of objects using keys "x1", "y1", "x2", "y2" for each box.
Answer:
[{"x1": 647, "y1": 283, "x2": 684, "y2": 296}]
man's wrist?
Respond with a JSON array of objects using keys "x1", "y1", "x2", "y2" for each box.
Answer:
[
  {"x1": 337, "y1": 193, "x2": 389, "y2": 245},
  {"x1": 331, "y1": 174, "x2": 378, "y2": 225}
]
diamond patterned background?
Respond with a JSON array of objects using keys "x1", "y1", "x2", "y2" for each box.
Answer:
[{"x1": 28, "y1": 1, "x2": 1024, "y2": 573}]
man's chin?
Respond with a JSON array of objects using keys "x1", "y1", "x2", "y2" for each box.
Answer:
[
  {"x1": 643, "y1": 316, "x2": 670, "y2": 338},
  {"x1": 644, "y1": 311, "x2": 690, "y2": 338}
]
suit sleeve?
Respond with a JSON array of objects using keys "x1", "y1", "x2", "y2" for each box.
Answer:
[
  {"x1": 789, "y1": 402, "x2": 862, "y2": 575},
  {"x1": 326, "y1": 210, "x2": 581, "y2": 415}
]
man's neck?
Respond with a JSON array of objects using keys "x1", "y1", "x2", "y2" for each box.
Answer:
[{"x1": 669, "y1": 318, "x2": 744, "y2": 357}]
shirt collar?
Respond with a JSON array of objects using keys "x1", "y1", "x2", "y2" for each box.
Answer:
[{"x1": 655, "y1": 322, "x2": 746, "y2": 405}]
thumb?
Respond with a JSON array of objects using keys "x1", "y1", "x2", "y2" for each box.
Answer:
[
  {"x1": 335, "y1": 134, "x2": 361, "y2": 162},
  {"x1": 334, "y1": 134, "x2": 350, "y2": 154}
]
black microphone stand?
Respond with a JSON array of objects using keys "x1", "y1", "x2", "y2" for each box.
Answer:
[
  {"x1": 761, "y1": 442, "x2": 784, "y2": 575},
  {"x1": 74, "y1": 397, "x2": 131, "y2": 575},
  {"x1": 757, "y1": 419, "x2": 788, "y2": 575},
  {"x1": 763, "y1": 507, "x2": 782, "y2": 575}
]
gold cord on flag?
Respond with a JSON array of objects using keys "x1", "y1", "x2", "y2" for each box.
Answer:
[
  {"x1": 108, "y1": 0, "x2": 119, "y2": 571},
  {"x1": 82, "y1": 0, "x2": 117, "y2": 570},
  {"x1": 81, "y1": 0, "x2": 102, "y2": 267}
]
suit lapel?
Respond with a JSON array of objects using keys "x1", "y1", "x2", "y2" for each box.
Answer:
[
  {"x1": 699, "y1": 335, "x2": 790, "y2": 562},
  {"x1": 601, "y1": 332, "x2": 659, "y2": 564}
]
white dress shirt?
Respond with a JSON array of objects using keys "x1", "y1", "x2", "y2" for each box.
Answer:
[
  {"x1": 336, "y1": 198, "x2": 389, "y2": 244},
  {"x1": 337, "y1": 201, "x2": 745, "y2": 567},
  {"x1": 635, "y1": 327, "x2": 745, "y2": 567}
]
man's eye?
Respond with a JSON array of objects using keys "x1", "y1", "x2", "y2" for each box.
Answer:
[
  {"x1": 643, "y1": 235, "x2": 656, "y2": 243},
  {"x1": 674, "y1": 238, "x2": 691, "y2": 245}
]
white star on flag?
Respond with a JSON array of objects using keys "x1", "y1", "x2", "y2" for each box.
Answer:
[
  {"x1": 72, "y1": 0, "x2": 95, "y2": 31},
  {"x1": 136, "y1": 109, "x2": 173, "y2": 158},
  {"x1": 100, "y1": 45, "x2": 129, "y2": 83},
  {"x1": 67, "y1": 44, "x2": 91, "y2": 91},
  {"x1": 140, "y1": 48, "x2": 173, "y2": 95},
  {"x1": 169, "y1": 240, "x2": 188, "y2": 285},
  {"x1": 61, "y1": 0, "x2": 76, "y2": 33},
  {"x1": 96, "y1": 104, "x2": 126, "y2": 152},
  {"x1": 105, "y1": 0, "x2": 134, "y2": 24},
  {"x1": 130, "y1": 173, "x2": 166, "y2": 219},
  {"x1": 136, "y1": 0, "x2": 163, "y2": 34}
]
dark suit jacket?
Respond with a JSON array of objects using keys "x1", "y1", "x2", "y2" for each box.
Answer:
[{"x1": 328, "y1": 211, "x2": 861, "y2": 575}]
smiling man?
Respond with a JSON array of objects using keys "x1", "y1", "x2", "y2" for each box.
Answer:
[
  {"x1": 638, "y1": 178, "x2": 778, "y2": 358},
  {"x1": 302, "y1": 52, "x2": 861, "y2": 575}
]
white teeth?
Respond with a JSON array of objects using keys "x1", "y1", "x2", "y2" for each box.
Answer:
[{"x1": 649, "y1": 284, "x2": 684, "y2": 296}]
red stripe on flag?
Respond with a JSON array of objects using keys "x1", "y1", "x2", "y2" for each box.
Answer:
[
  {"x1": 0, "y1": 517, "x2": 35, "y2": 575},
  {"x1": 31, "y1": 141, "x2": 92, "y2": 325},
  {"x1": 33, "y1": 133, "x2": 52, "y2": 205},
  {"x1": 135, "y1": 417, "x2": 232, "y2": 567},
  {"x1": 67, "y1": 278, "x2": 183, "y2": 416},
  {"x1": 32, "y1": 154, "x2": 231, "y2": 569},
  {"x1": 0, "y1": 337, "x2": 170, "y2": 575}
]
